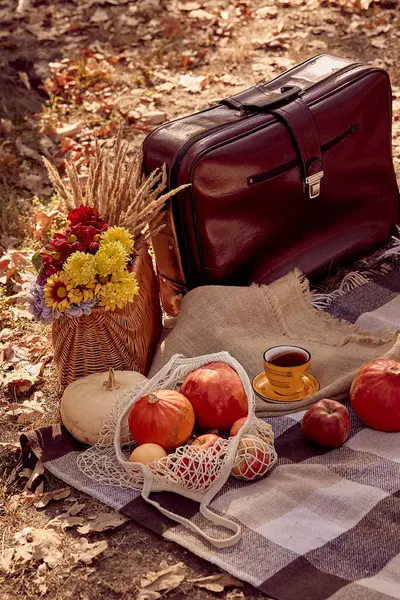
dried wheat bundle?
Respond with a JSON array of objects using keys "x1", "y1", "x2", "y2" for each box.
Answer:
[{"x1": 43, "y1": 128, "x2": 188, "y2": 245}]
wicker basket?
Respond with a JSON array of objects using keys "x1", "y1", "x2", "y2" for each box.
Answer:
[{"x1": 52, "y1": 247, "x2": 162, "y2": 387}]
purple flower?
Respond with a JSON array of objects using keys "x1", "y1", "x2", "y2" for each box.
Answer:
[
  {"x1": 27, "y1": 284, "x2": 59, "y2": 324},
  {"x1": 65, "y1": 298, "x2": 96, "y2": 319}
]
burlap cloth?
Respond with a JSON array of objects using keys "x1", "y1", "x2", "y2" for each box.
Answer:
[{"x1": 150, "y1": 270, "x2": 400, "y2": 416}]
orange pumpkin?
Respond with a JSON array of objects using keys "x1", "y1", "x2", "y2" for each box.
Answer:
[{"x1": 128, "y1": 390, "x2": 195, "y2": 451}]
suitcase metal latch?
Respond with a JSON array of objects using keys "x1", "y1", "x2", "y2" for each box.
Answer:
[{"x1": 305, "y1": 171, "x2": 324, "y2": 199}]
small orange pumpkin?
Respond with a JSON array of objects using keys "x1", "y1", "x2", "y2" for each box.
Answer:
[{"x1": 128, "y1": 390, "x2": 195, "y2": 451}]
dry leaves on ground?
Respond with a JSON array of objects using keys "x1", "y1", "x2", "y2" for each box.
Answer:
[
  {"x1": 4, "y1": 395, "x2": 46, "y2": 424},
  {"x1": 14, "y1": 527, "x2": 63, "y2": 568},
  {"x1": 4, "y1": 356, "x2": 50, "y2": 395},
  {"x1": 33, "y1": 487, "x2": 71, "y2": 509},
  {"x1": 178, "y1": 73, "x2": 208, "y2": 93},
  {"x1": 47, "y1": 502, "x2": 86, "y2": 529},
  {"x1": 77, "y1": 511, "x2": 128, "y2": 534},
  {"x1": 137, "y1": 562, "x2": 187, "y2": 599},
  {"x1": 70, "y1": 538, "x2": 108, "y2": 565},
  {"x1": 0, "y1": 548, "x2": 16, "y2": 574},
  {"x1": 0, "y1": 250, "x2": 31, "y2": 284},
  {"x1": 190, "y1": 573, "x2": 244, "y2": 592}
]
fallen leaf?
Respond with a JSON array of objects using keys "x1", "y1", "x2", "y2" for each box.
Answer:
[
  {"x1": 0, "y1": 344, "x2": 13, "y2": 364},
  {"x1": 0, "y1": 328, "x2": 13, "y2": 342},
  {"x1": 371, "y1": 37, "x2": 386, "y2": 49},
  {"x1": 178, "y1": 1, "x2": 201, "y2": 10},
  {"x1": 78, "y1": 511, "x2": 127, "y2": 534},
  {"x1": 0, "y1": 255, "x2": 17, "y2": 284},
  {"x1": 33, "y1": 211, "x2": 58, "y2": 239},
  {"x1": 15, "y1": 138, "x2": 41, "y2": 161},
  {"x1": 55, "y1": 123, "x2": 82, "y2": 138},
  {"x1": 137, "y1": 592, "x2": 160, "y2": 600},
  {"x1": 10, "y1": 306, "x2": 35, "y2": 321},
  {"x1": 26, "y1": 24, "x2": 59, "y2": 41},
  {"x1": 47, "y1": 501, "x2": 86, "y2": 528},
  {"x1": 4, "y1": 397, "x2": 46, "y2": 420},
  {"x1": 255, "y1": 6, "x2": 278, "y2": 17},
  {"x1": 6, "y1": 290, "x2": 28, "y2": 305},
  {"x1": 34, "y1": 487, "x2": 71, "y2": 509},
  {"x1": 0, "y1": 548, "x2": 15, "y2": 574},
  {"x1": 6, "y1": 359, "x2": 46, "y2": 395},
  {"x1": 0, "y1": 441, "x2": 20, "y2": 449},
  {"x1": 50, "y1": 514, "x2": 85, "y2": 529},
  {"x1": 91, "y1": 8, "x2": 109, "y2": 23},
  {"x1": 67, "y1": 502, "x2": 86, "y2": 516},
  {"x1": 252, "y1": 32, "x2": 290, "y2": 50},
  {"x1": 226, "y1": 591, "x2": 245, "y2": 599},
  {"x1": 17, "y1": 410, "x2": 42, "y2": 424},
  {"x1": 140, "y1": 111, "x2": 167, "y2": 125},
  {"x1": 14, "y1": 527, "x2": 63, "y2": 568},
  {"x1": 9, "y1": 250, "x2": 31, "y2": 269},
  {"x1": 19, "y1": 170, "x2": 45, "y2": 194},
  {"x1": 71, "y1": 539, "x2": 108, "y2": 565},
  {"x1": 188, "y1": 8, "x2": 215, "y2": 21},
  {"x1": 33, "y1": 563, "x2": 48, "y2": 596},
  {"x1": 138, "y1": 562, "x2": 186, "y2": 599},
  {"x1": 178, "y1": 74, "x2": 207, "y2": 93},
  {"x1": 190, "y1": 573, "x2": 244, "y2": 592}
]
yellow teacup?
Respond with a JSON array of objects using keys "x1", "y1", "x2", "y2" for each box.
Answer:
[{"x1": 263, "y1": 345, "x2": 311, "y2": 396}]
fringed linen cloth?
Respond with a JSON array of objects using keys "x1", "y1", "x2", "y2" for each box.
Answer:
[{"x1": 150, "y1": 269, "x2": 400, "y2": 416}]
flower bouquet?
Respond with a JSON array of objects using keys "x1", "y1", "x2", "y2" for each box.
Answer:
[
  {"x1": 29, "y1": 130, "x2": 186, "y2": 386},
  {"x1": 30, "y1": 207, "x2": 139, "y2": 322}
]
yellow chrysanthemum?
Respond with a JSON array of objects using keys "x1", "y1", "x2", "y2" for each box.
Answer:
[
  {"x1": 68, "y1": 285, "x2": 95, "y2": 304},
  {"x1": 101, "y1": 227, "x2": 134, "y2": 254},
  {"x1": 96, "y1": 270, "x2": 139, "y2": 311},
  {"x1": 95, "y1": 241, "x2": 128, "y2": 277},
  {"x1": 63, "y1": 251, "x2": 96, "y2": 287},
  {"x1": 43, "y1": 272, "x2": 73, "y2": 312}
]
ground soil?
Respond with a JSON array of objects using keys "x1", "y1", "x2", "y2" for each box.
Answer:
[{"x1": 1, "y1": 0, "x2": 399, "y2": 598}]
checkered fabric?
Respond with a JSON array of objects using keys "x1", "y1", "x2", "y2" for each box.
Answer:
[{"x1": 20, "y1": 266, "x2": 400, "y2": 600}]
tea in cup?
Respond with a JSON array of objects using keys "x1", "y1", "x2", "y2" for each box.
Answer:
[{"x1": 263, "y1": 345, "x2": 311, "y2": 396}]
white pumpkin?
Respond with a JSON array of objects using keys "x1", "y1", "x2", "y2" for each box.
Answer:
[{"x1": 60, "y1": 369, "x2": 147, "y2": 445}]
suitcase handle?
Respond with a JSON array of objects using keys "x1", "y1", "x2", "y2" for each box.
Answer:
[{"x1": 220, "y1": 85, "x2": 302, "y2": 112}]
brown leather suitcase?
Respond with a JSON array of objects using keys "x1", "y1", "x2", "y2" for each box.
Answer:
[{"x1": 142, "y1": 54, "x2": 400, "y2": 316}]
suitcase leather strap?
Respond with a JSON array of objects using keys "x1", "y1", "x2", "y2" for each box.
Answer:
[
  {"x1": 270, "y1": 98, "x2": 324, "y2": 199},
  {"x1": 222, "y1": 89, "x2": 324, "y2": 198}
]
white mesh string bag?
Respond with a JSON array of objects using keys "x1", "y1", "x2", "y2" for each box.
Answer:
[{"x1": 77, "y1": 352, "x2": 277, "y2": 548}]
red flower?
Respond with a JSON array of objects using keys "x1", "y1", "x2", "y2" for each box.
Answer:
[
  {"x1": 89, "y1": 242, "x2": 99, "y2": 254},
  {"x1": 37, "y1": 262, "x2": 58, "y2": 284},
  {"x1": 47, "y1": 236, "x2": 74, "y2": 264},
  {"x1": 37, "y1": 253, "x2": 59, "y2": 284},
  {"x1": 68, "y1": 224, "x2": 98, "y2": 251},
  {"x1": 68, "y1": 205, "x2": 106, "y2": 229}
]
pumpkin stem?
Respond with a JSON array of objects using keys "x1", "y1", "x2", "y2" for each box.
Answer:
[
  {"x1": 148, "y1": 393, "x2": 159, "y2": 404},
  {"x1": 103, "y1": 368, "x2": 121, "y2": 391}
]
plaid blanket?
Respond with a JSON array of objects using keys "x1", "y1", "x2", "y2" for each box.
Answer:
[{"x1": 21, "y1": 266, "x2": 400, "y2": 600}]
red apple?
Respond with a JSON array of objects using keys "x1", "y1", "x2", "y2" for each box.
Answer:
[
  {"x1": 180, "y1": 362, "x2": 248, "y2": 432},
  {"x1": 191, "y1": 433, "x2": 220, "y2": 449},
  {"x1": 230, "y1": 417, "x2": 247, "y2": 437},
  {"x1": 302, "y1": 399, "x2": 351, "y2": 448},
  {"x1": 177, "y1": 446, "x2": 218, "y2": 489},
  {"x1": 231, "y1": 436, "x2": 272, "y2": 480}
]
